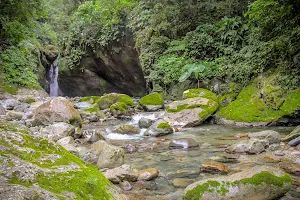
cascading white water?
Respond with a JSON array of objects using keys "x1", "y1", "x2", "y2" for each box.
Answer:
[
  {"x1": 48, "y1": 54, "x2": 59, "y2": 97},
  {"x1": 49, "y1": 64, "x2": 59, "y2": 97}
]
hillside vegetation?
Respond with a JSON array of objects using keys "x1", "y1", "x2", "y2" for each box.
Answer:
[{"x1": 1, "y1": 0, "x2": 299, "y2": 100}]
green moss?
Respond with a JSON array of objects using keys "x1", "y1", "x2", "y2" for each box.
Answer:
[
  {"x1": 198, "y1": 100, "x2": 219, "y2": 119},
  {"x1": 237, "y1": 171, "x2": 292, "y2": 186},
  {"x1": 36, "y1": 166, "x2": 111, "y2": 199},
  {"x1": 217, "y1": 93, "x2": 238, "y2": 107},
  {"x1": 0, "y1": 119, "x2": 113, "y2": 199},
  {"x1": 185, "y1": 171, "x2": 292, "y2": 200},
  {"x1": 24, "y1": 97, "x2": 36, "y2": 103},
  {"x1": 185, "y1": 180, "x2": 223, "y2": 200},
  {"x1": 79, "y1": 96, "x2": 100, "y2": 104},
  {"x1": 97, "y1": 93, "x2": 134, "y2": 110},
  {"x1": 139, "y1": 92, "x2": 164, "y2": 106},
  {"x1": 157, "y1": 122, "x2": 171, "y2": 129},
  {"x1": 119, "y1": 94, "x2": 134, "y2": 106},
  {"x1": 3, "y1": 84, "x2": 17, "y2": 94},
  {"x1": 110, "y1": 102, "x2": 128, "y2": 113},
  {"x1": 166, "y1": 104, "x2": 189, "y2": 113},
  {"x1": 84, "y1": 106, "x2": 100, "y2": 113},
  {"x1": 183, "y1": 88, "x2": 218, "y2": 101},
  {"x1": 10, "y1": 172, "x2": 32, "y2": 187},
  {"x1": 217, "y1": 81, "x2": 300, "y2": 122},
  {"x1": 8, "y1": 159, "x2": 14, "y2": 166}
]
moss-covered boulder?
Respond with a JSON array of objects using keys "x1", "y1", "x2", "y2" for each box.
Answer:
[
  {"x1": 139, "y1": 92, "x2": 164, "y2": 111},
  {"x1": 143, "y1": 120, "x2": 173, "y2": 137},
  {"x1": 184, "y1": 166, "x2": 292, "y2": 200},
  {"x1": 164, "y1": 96, "x2": 218, "y2": 127},
  {"x1": 79, "y1": 96, "x2": 101, "y2": 104},
  {"x1": 110, "y1": 102, "x2": 133, "y2": 117},
  {"x1": 216, "y1": 75, "x2": 300, "y2": 125},
  {"x1": 0, "y1": 119, "x2": 114, "y2": 199},
  {"x1": 97, "y1": 93, "x2": 134, "y2": 110},
  {"x1": 33, "y1": 97, "x2": 82, "y2": 126},
  {"x1": 183, "y1": 88, "x2": 218, "y2": 101}
]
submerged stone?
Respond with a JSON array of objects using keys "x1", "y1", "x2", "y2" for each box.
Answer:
[
  {"x1": 114, "y1": 124, "x2": 140, "y2": 134},
  {"x1": 200, "y1": 161, "x2": 228, "y2": 174},
  {"x1": 138, "y1": 168, "x2": 159, "y2": 181},
  {"x1": 169, "y1": 138, "x2": 199, "y2": 149}
]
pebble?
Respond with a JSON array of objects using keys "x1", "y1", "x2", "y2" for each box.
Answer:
[{"x1": 275, "y1": 151, "x2": 285, "y2": 156}]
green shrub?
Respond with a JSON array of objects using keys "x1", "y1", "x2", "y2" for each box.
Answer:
[{"x1": 0, "y1": 46, "x2": 41, "y2": 89}]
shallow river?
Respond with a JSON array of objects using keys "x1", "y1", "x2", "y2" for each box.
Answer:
[{"x1": 85, "y1": 112, "x2": 299, "y2": 199}]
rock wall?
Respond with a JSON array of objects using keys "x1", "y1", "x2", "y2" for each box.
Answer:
[{"x1": 59, "y1": 34, "x2": 146, "y2": 97}]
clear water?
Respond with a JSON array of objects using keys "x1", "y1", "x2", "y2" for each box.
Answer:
[{"x1": 86, "y1": 114, "x2": 299, "y2": 199}]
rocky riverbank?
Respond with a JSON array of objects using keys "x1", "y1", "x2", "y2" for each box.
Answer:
[{"x1": 0, "y1": 88, "x2": 300, "y2": 199}]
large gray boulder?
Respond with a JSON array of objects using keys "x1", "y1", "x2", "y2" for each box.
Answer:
[
  {"x1": 33, "y1": 97, "x2": 82, "y2": 126},
  {"x1": 164, "y1": 97, "x2": 218, "y2": 127},
  {"x1": 184, "y1": 166, "x2": 292, "y2": 200}
]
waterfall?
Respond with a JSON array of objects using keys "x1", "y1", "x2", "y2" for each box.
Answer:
[{"x1": 49, "y1": 64, "x2": 59, "y2": 97}]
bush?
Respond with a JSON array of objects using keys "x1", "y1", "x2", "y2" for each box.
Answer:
[{"x1": 0, "y1": 45, "x2": 41, "y2": 89}]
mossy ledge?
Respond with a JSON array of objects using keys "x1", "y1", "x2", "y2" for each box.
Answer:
[
  {"x1": 0, "y1": 119, "x2": 114, "y2": 199},
  {"x1": 217, "y1": 76, "x2": 300, "y2": 123},
  {"x1": 184, "y1": 171, "x2": 292, "y2": 200}
]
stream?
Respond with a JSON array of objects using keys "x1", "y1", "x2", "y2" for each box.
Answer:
[{"x1": 84, "y1": 112, "x2": 300, "y2": 199}]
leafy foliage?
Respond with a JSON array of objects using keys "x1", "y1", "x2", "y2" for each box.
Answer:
[{"x1": 0, "y1": 45, "x2": 41, "y2": 89}]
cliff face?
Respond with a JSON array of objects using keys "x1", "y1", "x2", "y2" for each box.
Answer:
[{"x1": 59, "y1": 34, "x2": 146, "y2": 97}]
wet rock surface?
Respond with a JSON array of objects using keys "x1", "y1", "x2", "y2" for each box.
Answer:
[{"x1": 169, "y1": 138, "x2": 199, "y2": 149}]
